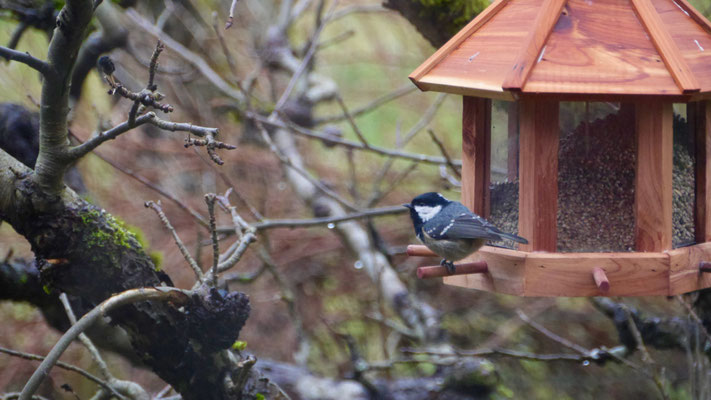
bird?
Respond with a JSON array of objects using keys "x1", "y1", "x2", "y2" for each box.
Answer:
[{"x1": 404, "y1": 192, "x2": 528, "y2": 274}]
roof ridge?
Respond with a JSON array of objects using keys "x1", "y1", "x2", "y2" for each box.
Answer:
[
  {"x1": 501, "y1": 0, "x2": 568, "y2": 92},
  {"x1": 630, "y1": 0, "x2": 700, "y2": 94}
]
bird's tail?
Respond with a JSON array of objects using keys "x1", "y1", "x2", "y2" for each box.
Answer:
[{"x1": 499, "y1": 232, "x2": 528, "y2": 244}]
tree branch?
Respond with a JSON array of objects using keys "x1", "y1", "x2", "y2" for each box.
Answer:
[{"x1": 0, "y1": 46, "x2": 50, "y2": 75}]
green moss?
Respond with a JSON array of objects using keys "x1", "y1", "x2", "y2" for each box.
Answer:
[
  {"x1": 150, "y1": 251, "x2": 164, "y2": 271},
  {"x1": 78, "y1": 208, "x2": 140, "y2": 250}
]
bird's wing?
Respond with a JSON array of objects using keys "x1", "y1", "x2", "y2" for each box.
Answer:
[{"x1": 424, "y1": 212, "x2": 503, "y2": 241}]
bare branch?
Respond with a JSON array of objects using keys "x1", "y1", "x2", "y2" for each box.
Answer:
[
  {"x1": 247, "y1": 112, "x2": 461, "y2": 166},
  {"x1": 67, "y1": 113, "x2": 155, "y2": 160},
  {"x1": 0, "y1": 346, "x2": 115, "y2": 395},
  {"x1": 0, "y1": 45, "x2": 50, "y2": 75},
  {"x1": 315, "y1": 85, "x2": 415, "y2": 124},
  {"x1": 205, "y1": 194, "x2": 220, "y2": 286},
  {"x1": 145, "y1": 201, "x2": 204, "y2": 282},
  {"x1": 426, "y1": 129, "x2": 460, "y2": 178},
  {"x1": 20, "y1": 287, "x2": 190, "y2": 400},
  {"x1": 125, "y1": 9, "x2": 245, "y2": 102}
]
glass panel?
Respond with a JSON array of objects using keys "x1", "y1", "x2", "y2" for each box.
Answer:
[
  {"x1": 673, "y1": 104, "x2": 695, "y2": 248},
  {"x1": 557, "y1": 102, "x2": 635, "y2": 252},
  {"x1": 488, "y1": 100, "x2": 519, "y2": 249}
]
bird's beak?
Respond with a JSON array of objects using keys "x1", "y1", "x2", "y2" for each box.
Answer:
[{"x1": 402, "y1": 203, "x2": 412, "y2": 209}]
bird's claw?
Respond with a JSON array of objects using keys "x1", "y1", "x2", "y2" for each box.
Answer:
[{"x1": 440, "y1": 259, "x2": 456, "y2": 274}]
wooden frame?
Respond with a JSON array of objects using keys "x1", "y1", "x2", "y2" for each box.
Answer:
[
  {"x1": 691, "y1": 101, "x2": 711, "y2": 243},
  {"x1": 461, "y1": 97, "x2": 491, "y2": 217},
  {"x1": 634, "y1": 101, "x2": 673, "y2": 251},
  {"x1": 436, "y1": 244, "x2": 711, "y2": 297},
  {"x1": 518, "y1": 99, "x2": 559, "y2": 252}
]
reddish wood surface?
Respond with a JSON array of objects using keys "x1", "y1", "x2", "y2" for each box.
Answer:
[
  {"x1": 518, "y1": 99, "x2": 558, "y2": 252},
  {"x1": 406, "y1": 244, "x2": 436, "y2": 257},
  {"x1": 631, "y1": 0, "x2": 699, "y2": 93},
  {"x1": 444, "y1": 246, "x2": 526, "y2": 295},
  {"x1": 420, "y1": 0, "x2": 543, "y2": 99},
  {"x1": 592, "y1": 267, "x2": 610, "y2": 294},
  {"x1": 412, "y1": 0, "x2": 711, "y2": 98},
  {"x1": 501, "y1": 0, "x2": 567, "y2": 91},
  {"x1": 525, "y1": 0, "x2": 680, "y2": 96},
  {"x1": 651, "y1": 0, "x2": 711, "y2": 93},
  {"x1": 635, "y1": 101, "x2": 673, "y2": 252},
  {"x1": 462, "y1": 97, "x2": 491, "y2": 217},
  {"x1": 417, "y1": 261, "x2": 488, "y2": 279},
  {"x1": 525, "y1": 251, "x2": 669, "y2": 296},
  {"x1": 669, "y1": 243, "x2": 711, "y2": 294},
  {"x1": 690, "y1": 101, "x2": 711, "y2": 243},
  {"x1": 409, "y1": 244, "x2": 711, "y2": 296},
  {"x1": 409, "y1": 0, "x2": 509, "y2": 83}
]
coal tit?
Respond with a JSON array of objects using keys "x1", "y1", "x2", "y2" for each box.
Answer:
[{"x1": 404, "y1": 192, "x2": 528, "y2": 273}]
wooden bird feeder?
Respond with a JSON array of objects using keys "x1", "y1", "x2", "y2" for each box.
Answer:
[{"x1": 408, "y1": 0, "x2": 711, "y2": 296}]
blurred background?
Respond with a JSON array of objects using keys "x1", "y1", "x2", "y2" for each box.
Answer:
[{"x1": 2, "y1": 0, "x2": 711, "y2": 398}]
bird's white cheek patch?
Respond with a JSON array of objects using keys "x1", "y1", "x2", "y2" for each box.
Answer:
[{"x1": 414, "y1": 205, "x2": 441, "y2": 222}]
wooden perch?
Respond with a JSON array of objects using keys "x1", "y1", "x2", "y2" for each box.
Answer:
[
  {"x1": 417, "y1": 261, "x2": 489, "y2": 279},
  {"x1": 406, "y1": 244, "x2": 436, "y2": 257},
  {"x1": 700, "y1": 261, "x2": 711, "y2": 273},
  {"x1": 592, "y1": 267, "x2": 610, "y2": 294}
]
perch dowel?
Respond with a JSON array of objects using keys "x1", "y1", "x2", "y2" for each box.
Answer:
[
  {"x1": 700, "y1": 261, "x2": 711, "y2": 273},
  {"x1": 592, "y1": 267, "x2": 610, "y2": 294},
  {"x1": 407, "y1": 244, "x2": 437, "y2": 257},
  {"x1": 417, "y1": 261, "x2": 489, "y2": 279}
]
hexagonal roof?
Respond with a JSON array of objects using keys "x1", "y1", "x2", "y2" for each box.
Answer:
[{"x1": 410, "y1": 0, "x2": 711, "y2": 101}]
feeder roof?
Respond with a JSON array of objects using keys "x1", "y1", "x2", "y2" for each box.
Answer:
[{"x1": 410, "y1": 0, "x2": 711, "y2": 101}]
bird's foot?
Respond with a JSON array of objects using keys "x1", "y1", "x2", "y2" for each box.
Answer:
[{"x1": 440, "y1": 259, "x2": 456, "y2": 274}]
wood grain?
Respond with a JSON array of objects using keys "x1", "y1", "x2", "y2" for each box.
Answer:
[
  {"x1": 409, "y1": 0, "x2": 509, "y2": 82},
  {"x1": 421, "y1": 0, "x2": 543, "y2": 99},
  {"x1": 669, "y1": 243, "x2": 711, "y2": 294},
  {"x1": 524, "y1": 0, "x2": 681, "y2": 96},
  {"x1": 592, "y1": 267, "x2": 610, "y2": 294},
  {"x1": 417, "y1": 261, "x2": 488, "y2": 279},
  {"x1": 518, "y1": 99, "x2": 558, "y2": 252},
  {"x1": 409, "y1": 244, "x2": 711, "y2": 296},
  {"x1": 444, "y1": 246, "x2": 526, "y2": 295},
  {"x1": 690, "y1": 101, "x2": 711, "y2": 243},
  {"x1": 462, "y1": 96, "x2": 492, "y2": 217},
  {"x1": 524, "y1": 252, "x2": 669, "y2": 296},
  {"x1": 635, "y1": 101, "x2": 673, "y2": 252},
  {"x1": 502, "y1": 0, "x2": 567, "y2": 91},
  {"x1": 631, "y1": 0, "x2": 700, "y2": 93},
  {"x1": 653, "y1": 0, "x2": 711, "y2": 99}
]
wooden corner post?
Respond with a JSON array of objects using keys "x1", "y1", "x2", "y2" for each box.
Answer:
[
  {"x1": 635, "y1": 101, "x2": 673, "y2": 252},
  {"x1": 462, "y1": 96, "x2": 492, "y2": 217},
  {"x1": 518, "y1": 99, "x2": 559, "y2": 252},
  {"x1": 690, "y1": 101, "x2": 711, "y2": 243}
]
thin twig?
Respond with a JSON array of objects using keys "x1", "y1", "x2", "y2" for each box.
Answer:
[
  {"x1": 145, "y1": 201, "x2": 204, "y2": 281},
  {"x1": 336, "y1": 95, "x2": 369, "y2": 148},
  {"x1": 19, "y1": 288, "x2": 190, "y2": 400},
  {"x1": 246, "y1": 112, "x2": 460, "y2": 166},
  {"x1": 315, "y1": 85, "x2": 415, "y2": 124},
  {"x1": 426, "y1": 129, "x2": 460, "y2": 178},
  {"x1": 517, "y1": 310, "x2": 590, "y2": 356},
  {"x1": 218, "y1": 204, "x2": 406, "y2": 233},
  {"x1": 255, "y1": 119, "x2": 360, "y2": 211},
  {"x1": 225, "y1": 0, "x2": 239, "y2": 29},
  {"x1": 205, "y1": 194, "x2": 220, "y2": 285},
  {"x1": 0, "y1": 45, "x2": 51, "y2": 75},
  {"x1": 147, "y1": 40, "x2": 164, "y2": 90},
  {"x1": 0, "y1": 346, "x2": 114, "y2": 395}
]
